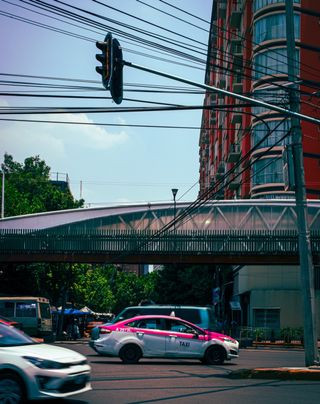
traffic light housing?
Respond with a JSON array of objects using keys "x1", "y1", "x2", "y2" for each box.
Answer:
[
  {"x1": 96, "y1": 33, "x2": 123, "y2": 104},
  {"x1": 95, "y1": 33, "x2": 113, "y2": 90},
  {"x1": 110, "y1": 38, "x2": 123, "y2": 105}
]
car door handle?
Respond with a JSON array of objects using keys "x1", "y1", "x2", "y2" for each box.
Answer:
[{"x1": 169, "y1": 335, "x2": 177, "y2": 338}]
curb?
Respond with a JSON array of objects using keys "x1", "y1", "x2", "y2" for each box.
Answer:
[
  {"x1": 228, "y1": 367, "x2": 320, "y2": 381},
  {"x1": 54, "y1": 339, "x2": 89, "y2": 345}
]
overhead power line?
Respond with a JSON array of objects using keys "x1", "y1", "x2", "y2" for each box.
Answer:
[
  {"x1": 0, "y1": 117, "x2": 205, "y2": 130},
  {"x1": 3, "y1": 0, "x2": 319, "y2": 97}
]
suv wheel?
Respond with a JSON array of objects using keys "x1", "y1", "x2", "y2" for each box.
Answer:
[{"x1": 0, "y1": 373, "x2": 26, "y2": 403}]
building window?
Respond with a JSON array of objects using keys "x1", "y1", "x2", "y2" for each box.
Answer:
[
  {"x1": 253, "y1": 308, "x2": 280, "y2": 331},
  {"x1": 252, "y1": 119, "x2": 291, "y2": 148},
  {"x1": 254, "y1": 13, "x2": 300, "y2": 44},
  {"x1": 253, "y1": 48, "x2": 299, "y2": 80},
  {"x1": 253, "y1": 0, "x2": 300, "y2": 13},
  {"x1": 252, "y1": 158, "x2": 284, "y2": 186}
]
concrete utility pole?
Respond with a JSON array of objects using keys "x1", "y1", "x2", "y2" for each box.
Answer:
[{"x1": 285, "y1": 0, "x2": 319, "y2": 367}]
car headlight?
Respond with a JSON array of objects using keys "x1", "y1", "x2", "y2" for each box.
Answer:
[
  {"x1": 222, "y1": 337, "x2": 236, "y2": 343},
  {"x1": 24, "y1": 356, "x2": 69, "y2": 369}
]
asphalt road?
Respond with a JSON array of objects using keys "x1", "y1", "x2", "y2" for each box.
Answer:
[{"x1": 54, "y1": 343, "x2": 320, "y2": 404}]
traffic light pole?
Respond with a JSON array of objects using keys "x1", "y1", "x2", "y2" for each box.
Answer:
[{"x1": 285, "y1": 0, "x2": 319, "y2": 367}]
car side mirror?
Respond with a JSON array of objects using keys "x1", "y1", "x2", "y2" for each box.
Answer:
[{"x1": 193, "y1": 331, "x2": 199, "y2": 339}]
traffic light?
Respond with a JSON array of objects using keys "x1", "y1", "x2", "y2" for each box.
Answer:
[
  {"x1": 95, "y1": 33, "x2": 123, "y2": 104},
  {"x1": 95, "y1": 33, "x2": 113, "y2": 90},
  {"x1": 110, "y1": 38, "x2": 123, "y2": 105}
]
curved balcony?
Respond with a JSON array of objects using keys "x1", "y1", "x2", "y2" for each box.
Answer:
[
  {"x1": 251, "y1": 156, "x2": 286, "y2": 197},
  {"x1": 252, "y1": 119, "x2": 292, "y2": 150},
  {"x1": 253, "y1": 12, "x2": 300, "y2": 50},
  {"x1": 253, "y1": 0, "x2": 300, "y2": 17},
  {"x1": 252, "y1": 46, "x2": 300, "y2": 86}
]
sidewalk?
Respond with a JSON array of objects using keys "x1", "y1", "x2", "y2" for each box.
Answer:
[
  {"x1": 54, "y1": 337, "x2": 89, "y2": 344},
  {"x1": 228, "y1": 366, "x2": 320, "y2": 381}
]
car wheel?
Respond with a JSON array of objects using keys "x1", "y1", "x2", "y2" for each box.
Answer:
[
  {"x1": 119, "y1": 344, "x2": 142, "y2": 364},
  {"x1": 0, "y1": 373, "x2": 26, "y2": 404},
  {"x1": 203, "y1": 345, "x2": 225, "y2": 365}
]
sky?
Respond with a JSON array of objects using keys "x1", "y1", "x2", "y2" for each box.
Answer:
[{"x1": 0, "y1": 0, "x2": 212, "y2": 207}]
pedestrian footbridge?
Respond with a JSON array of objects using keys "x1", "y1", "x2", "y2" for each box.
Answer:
[{"x1": 0, "y1": 199, "x2": 319, "y2": 265}]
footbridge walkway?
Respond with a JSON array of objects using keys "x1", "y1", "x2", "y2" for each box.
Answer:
[{"x1": 0, "y1": 199, "x2": 319, "y2": 265}]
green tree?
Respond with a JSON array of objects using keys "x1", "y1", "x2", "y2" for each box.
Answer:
[
  {"x1": 0, "y1": 153, "x2": 83, "y2": 216},
  {"x1": 72, "y1": 265, "x2": 116, "y2": 313},
  {"x1": 0, "y1": 154, "x2": 84, "y2": 306},
  {"x1": 112, "y1": 271, "x2": 159, "y2": 314},
  {"x1": 153, "y1": 264, "x2": 214, "y2": 305}
]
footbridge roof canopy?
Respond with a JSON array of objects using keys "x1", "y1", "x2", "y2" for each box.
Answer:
[{"x1": 1, "y1": 199, "x2": 320, "y2": 232}]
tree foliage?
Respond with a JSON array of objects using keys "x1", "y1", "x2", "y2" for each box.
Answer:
[
  {"x1": 0, "y1": 153, "x2": 84, "y2": 307},
  {"x1": 112, "y1": 270, "x2": 159, "y2": 314},
  {"x1": 72, "y1": 265, "x2": 116, "y2": 312},
  {"x1": 1, "y1": 153, "x2": 83, "y2": 216},
  {"x1": 154, "y1": 264, "x2": 214, "y2": 306}
]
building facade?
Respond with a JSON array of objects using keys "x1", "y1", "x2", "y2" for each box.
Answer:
[
  {"x1": 199, "y1": 0, "x2": 320, "y2": 337},
  {"x1": 199, "y1": 0, "x2": 320, "y2": 200}
]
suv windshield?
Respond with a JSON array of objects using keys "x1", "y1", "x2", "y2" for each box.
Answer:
[{"x1": 0, "y1": 323, "x2": 35, "y2": 347}]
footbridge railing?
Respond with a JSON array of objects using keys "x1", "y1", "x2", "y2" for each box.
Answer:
[{"x1": 1, "y1": 229, "x2": 320, "y2": 264}]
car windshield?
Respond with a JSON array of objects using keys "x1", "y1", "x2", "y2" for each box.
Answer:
[{"x1": 0, "y1": 323, "x2": 36, "y2": 347}]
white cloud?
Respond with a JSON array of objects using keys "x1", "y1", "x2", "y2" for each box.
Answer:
[{"x1": 0, "y1": 112, "x2": 129, "y2": 162}]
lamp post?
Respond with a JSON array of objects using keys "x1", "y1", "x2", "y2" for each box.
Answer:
[
  {"x1": 171, "y1": 188, "x2": 178, "y2": 252},
  {"x1": 171, "y1": 188, "x2": 179, "y2": 255},
  {"x1": 171, "y1": 188, "x2": 178, "y2": 231}
]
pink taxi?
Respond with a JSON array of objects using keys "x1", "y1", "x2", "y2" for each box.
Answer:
[{"x1": 90, "y1": 314, "x2": 239, "y2": 365}]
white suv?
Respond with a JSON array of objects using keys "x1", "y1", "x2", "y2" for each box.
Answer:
[{"x1": 0, "y1": 322, "x2": 91, "y2": 402}]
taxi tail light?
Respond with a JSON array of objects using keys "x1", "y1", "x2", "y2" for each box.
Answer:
[{"x1": 99, "y1": 328, "x2": 112, "y2": 335}]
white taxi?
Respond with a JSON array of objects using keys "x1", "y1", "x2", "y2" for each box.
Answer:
[{"x1": 90, "y1": 314, "x2": 239, "y2": 365}]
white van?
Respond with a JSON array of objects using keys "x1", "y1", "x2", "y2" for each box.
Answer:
[
  {"x1": 0, "y1": 296, "x2": 53, "y2": 341},
  {"x1": 113, "y1": 305, "x2": 217, "y2": 330}
]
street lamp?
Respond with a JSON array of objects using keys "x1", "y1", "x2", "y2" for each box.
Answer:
[{"x1": 171, "y1": 188, "x2": 178, "y2": 233}]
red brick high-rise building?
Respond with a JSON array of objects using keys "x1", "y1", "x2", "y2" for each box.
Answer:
[
  {"x1": 198, "y1": 0, "x2": 320, "y2": 335},
  {"x1": 199, "y1": 0, "x2": 320, "y2": 200}
]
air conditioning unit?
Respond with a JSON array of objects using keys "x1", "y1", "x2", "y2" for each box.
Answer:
[{"x1": 227, "y1": 143, "x2": 241, "y2": 163}]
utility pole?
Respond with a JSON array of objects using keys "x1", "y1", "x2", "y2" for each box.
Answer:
[{"x1": 286, "y1": 0, "x2": 319, "y2": 367}]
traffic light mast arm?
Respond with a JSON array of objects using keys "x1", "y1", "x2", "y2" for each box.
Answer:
[{"x1": 122, "y1": 60, "x2": 320, "y2": 126}]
